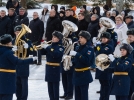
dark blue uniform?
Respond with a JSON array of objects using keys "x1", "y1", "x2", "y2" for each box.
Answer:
[
  {"x1": 106, "y1": 28, "x2": 118, "y2": 49},
  {"x1": 0, "y1": 45, "x2": 33, "y2": 100},
  {"x1": 73, "y1": 41, "x2": 93, "y2": 100},
  {"x1": 43, "y1": 41, "x2": 64, "y2": 100},
  {"x1": 12, "y1": 36, "x2": 34, "y2": 100},
  {"x1": 60, "y1": 33, "x2": 78, "y2": 98},
  {"x1": 110, "y1": 55, "x2": 132, "y2": 100},
  {"x1": 95, "y1": 41, "x2": 113, "y2": 100},
  {"x1": 129, "y1": 42, "x2": 134, "y2": 100}
]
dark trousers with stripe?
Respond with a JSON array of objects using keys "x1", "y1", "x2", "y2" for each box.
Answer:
[
  {"x1": 0, "y1": 94, "x2": 13, "y2": 100},
  {"x1": 47, "y1": 82, "x2": 59, "y2": 100},
  {"x1": 62, "y1": 73, "x2": 73, "y2": 97},
  {"x1": 16, "y1": 76, "x2": 28, "y2": 100},
  {"x1": 116, "y1": 95, "x2": 128, "y2": 100},
  {"x1": 99, "y1": 80, "x2": 111, "y2": 100},
  {"x1": 75, "y1": 84, "x2": 89, "y2": 100}
]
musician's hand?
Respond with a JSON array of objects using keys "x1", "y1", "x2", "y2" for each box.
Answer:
[
  {"x1": 92, "y1": 37, "x2": 97, "y2": 44},
  {"x1": 69, "y1": 50, "x2": 77, "y2": 56},
  {"x1": 32, "y1": 56, "x2": 38, "y2": 61},
  {"x1": 41, "y1": 44, "x2": 49, "y2": 49},
  {"x1": 96, "y1": 41, "x2": 101, "y2": 45},
  {"x1": 12, "y1": 45, "x2": 17, "y2": 51},
  {"x1": 23, "y1": 43, "x2": 28, "y2": 49},
  {"x1": 108, "y1": 54, "x2": 115, "y2": 62}
]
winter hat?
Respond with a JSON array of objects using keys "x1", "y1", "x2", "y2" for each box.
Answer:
[
  {"x1": 78, "y1": 31, "x2": 91, "y2": 41},
  {"x1": 52, "y1": 31, "x2": 63, "y2": 40},
  {"x1": 0, "y1": 34, "x2": 13, "y2": 44},
  {"x1": 14, "y1": 25, "x2": 22, "y2": 32},
  {"x1": 103, "y1": 5, "x2": 109, "y2": 11},
  {"x1": 120, "y1": 43, "x2": 133, "y2": 54},
  {"x1": 82, "y1": 5, "x2": 86, "y2": 10},
  {"x1": 60, "y1": 6, "x2": 65, "y2": 11},
  {"x1": 44, "y1": 5, "x2": 48, "y2": 9},
  {"x1": 125, "y1": 15, "x2": 133, "y2": 19},
  {"x1": 100, "y1": 32, "x2": 111, "y2": 39},
  {"x1": 12, "y1": 0, "x2": 18, "y2": 5},
  {"x1": 71, "y1": 6, "x2": 77, "y2": 11},
  {"x1": 60, "y1": 11, "x2": 65, "y2": 15},
  {"x1": 127, "y1": 28, "x2": 134, "y2": 35}
]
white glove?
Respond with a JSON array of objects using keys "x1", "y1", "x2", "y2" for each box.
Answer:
[
  {"x1": 41, "y1": 44, "x2": 49, "y2": 49},
  {"x1": 96, "y1": 41, "x2": 101, "y2": 45},
  {"x1": 92, "y1": 37, "x2": 97, "y2": 44},
  {"x1": 23, "y1": 43, "x2": 28, "y2": 49},
  {"x1": 12, "y1": 45, "x2": 17, "y2": 51},
  {"x1": 108, "y1": 54, "x2": 115, "y2": 62},
  {"x1": 69, "y1": 50, "x2": 77, "y2": 56},
  {"x1": 29, "y1": 55, "x2": 33, "y2": 58},
  {"x1": 32, "y1": 56, "x2": 38, "y2": 61}
]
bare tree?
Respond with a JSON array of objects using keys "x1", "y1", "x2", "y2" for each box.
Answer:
[
  {"x1": 0, "y1": 0, "x2": 2, "y2": 6},
  {"x1": 106, "y1": 0, "x2": 112, "y2": 9}
]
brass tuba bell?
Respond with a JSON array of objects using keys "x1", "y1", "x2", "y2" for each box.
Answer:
[
  {"x1": 95, "y1": 54, "x2": 111, "y2": 70},
  {"x1": 15, "y1": 24, "x2": 31, "y2": 59}
]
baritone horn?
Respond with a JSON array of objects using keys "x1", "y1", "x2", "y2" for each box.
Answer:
[
  {"x1": 95, "y1": 54, "x2": 111, "y2": 70},
  {"x1": 15, "y1": 24, "x2": 31, "y2": 59}
]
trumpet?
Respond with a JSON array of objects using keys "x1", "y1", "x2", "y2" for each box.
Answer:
[{"x1": 33, "y1": 40, "x2": 52, "y2": 50}]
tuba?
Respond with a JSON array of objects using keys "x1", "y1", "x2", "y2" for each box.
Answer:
[
  {"x1": 15, "y1": 24, "x2": 31, "y2": 59},
  {"x1": 62, "y1": 20, "x2": 78, "y2": 55},
  {"x1": 95, "y1": 54, "x2": 111, "y2": 71}
]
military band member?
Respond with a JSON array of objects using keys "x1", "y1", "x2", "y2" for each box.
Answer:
[
  {"x1": 108, "y1": 43, "x2": 133, "y2": 100},
  {"x1": 12, "y1": 25, "x2": 35, "y2": 100},
  {"x1": 127, "y1": 28, "x2": 134, "y2": 100},
  {"x1": 0, "y1": 34, "x2": 37, "y2": 100},
  {"x1": 69, "y1": 31, "x2": 94, "y2": 100},
  {"x1": 95, "y1": 32, "x2": 114, "y2": 100},
  {"x1": 41, "y1": 31, "x2": 64, "y2": 100}
]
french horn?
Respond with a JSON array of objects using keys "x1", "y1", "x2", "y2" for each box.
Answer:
[{"x1": 95, "y1": 54, "x2": 111, "y2": 71}]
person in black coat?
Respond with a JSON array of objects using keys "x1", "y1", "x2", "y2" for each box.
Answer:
[
  {"x1": 0, "y1": 10, "x2": 11, "y2": 36},
  {"x1": 0, "y1": 34, "x2": 36, "y2": 100},
  {"x1": 69, "y1": 31, "x2": 94, "y2": 100},
  {"x1": 127, "y1": 29, "x2": 134, "y2": 100},
  {"x1": 108, "y1": 43, "x2": 133, "y2": 100},
  {"x1": 12, "y1": 0, "x2": 21, "y2": 15},
  {"x1": 45, "y1": 9, "x2": 62, "y2": 41},
  {"x1": 92, "y1": 6, "x2": 101, "y2": 18},
  {"x1": 87, "y1": 14, "x2": 99, "y2": 39},
  {"x1": 75, "y1": 12, "x2": 89, "y2": 38},
  {"x1": 51, "y1": 4, "x2": 59, "y2": 17},
  {"x1": 13, "y1": 7, "x2": 29, "y2": 28},
  {"x1": 41, "y1": 31, "x2": 64, "y2": 100},
  {"x1": 64, "y1": 9, "x2": 78, "y2": 25},
  {"x1": 6, "y1": 0, "x2": 13, "y2": 9},
  {"x1": 29, "y1": 12, "x2": 44, "y2": 65},
  {"x1": 7, "y1": 8, "x2": 17, "y2": 38},
  {"x1": 125, "y1": 15, "x2": 134, "y2": 29},
  {"x1": 103, "y1": 5, "x2": 109, "y2": 17}
]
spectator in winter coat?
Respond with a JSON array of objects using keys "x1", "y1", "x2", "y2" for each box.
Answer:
[
  {"x1": 51, "y1": 4, "x2": 59, "y2": 17},
  {"x1": 71, "y1": 6, "x2": 77, "y2": 18},
  {"x1": 45, "y1": 9, "x2": 62, "y2": 41},
  {"x1": 103, "y1": 5, "x2": 109, "y2": 17},
  {"x1": 87, "y1": 14, "x2": 99, "y2": 39},
  {"x1": 29, "y1": 12, "x2": 44, "y2": 65},
  {"x1": 92, "y1": 6, "x2": 101, "y2": 18},
  {"x1": 75, "y1": 13, "x2": 89, "y2": 38},
  {"x1": 59, "y1": 11, "x2": 65, "y2": 31},
  {"x1": 40, "y1": 5, "x2": 49, "y2": 40},
  {"x1": 64, "y1": 9, "x2": 78, "y2": 25},
  {"x1": 6, "y1": 0, "x2": 13, "y2": 10},
  {"x1": 13, "y1": 7, "x2": 29, "y2": 28},
  {"x1": 7, "y1": 8, "x2": 17, "y2": 38},
  {"x1": 12, "y1": 0, "x2": 21, "y2": 15},
  {"x1": 60, "y1": 6, "x2": 65, "y2": 12},
  {"x1": 125, "y1": 15, "x2": 134, "y2": 29},
  {"x1": 0, "y1": 10, "x2": 11, "y2": 36},
  {"x1": 80, "y1": 5, "x2": 91, "y2": 23}
]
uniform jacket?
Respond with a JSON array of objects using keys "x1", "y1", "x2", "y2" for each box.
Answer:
[
  {"x1": 72, "y1": 41, "x2": 93, "y2": 86},
  {"x1": 0, "y1": 16, "x2": 11, "y2": 36},
  {"x1": 127, "y1": 21, "x2": 134, "y2": 29},
  {"x1": 29, "y1": 18, "x2": 44, "y2": 45},
  {"x1": 129, "y1": 42, "x2": 134, "y2": 81},
  {"x1": 44, "y1": 41, "x2": 64, "y2": 82},
  {"x1": 0, "y1": 45, "x2": 33, "y2": 94},
  {"x1": 87, "y1": 18, "x2": 99, "y2": 39},
  {"x1": 75, "y1": 19, "x2": 89, "y2": 38},
  {"x1": 12, "y1": 36, "x2": 35, "y2": 77},
  {"x1": 114, "y1": 22, "x2": 128, "y2": 56},
  {"x1": 45, "y1": 16, "x2": 62, "y2": 41},
  {"x1": 106, "y1": 28, "x2": 118, "y2": 49},
  {"x1": 13, "y1": 12, "x2": 29, "y2": 28},
  {"x1": 110, "y1": 55, "x2": 132, "y2": 95},
  {"x1": 95, "y1": 41, "x2": 113, "y2": 80}
]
